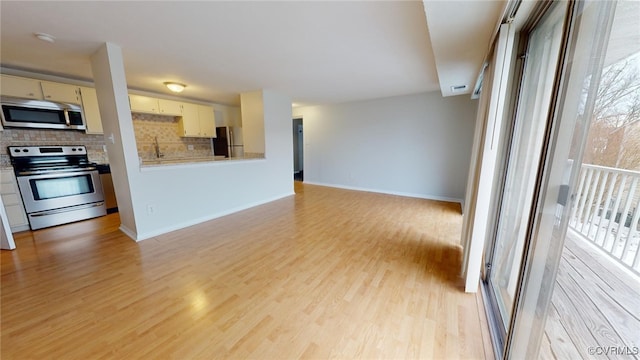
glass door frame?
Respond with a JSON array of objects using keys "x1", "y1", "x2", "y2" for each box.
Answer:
[{"x1": 480, "y1": 25, "x2": 528, "y2": 358}]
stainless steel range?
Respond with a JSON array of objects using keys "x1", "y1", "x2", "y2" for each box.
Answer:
[{"x1": 9, "y1": 145, "x2": 106, "y2": 230}]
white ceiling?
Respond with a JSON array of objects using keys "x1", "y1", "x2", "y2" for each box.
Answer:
[
  {"x1": 0, "y1": 1, "x2": 502, "y2": 107},
  {"x1": 423, "y1": 1, "x2": 504, "y2": 97}
]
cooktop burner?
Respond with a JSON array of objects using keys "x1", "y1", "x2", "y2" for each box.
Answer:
[{"x1": 8, "y1": 145, "x2": 96, "y2": 175}]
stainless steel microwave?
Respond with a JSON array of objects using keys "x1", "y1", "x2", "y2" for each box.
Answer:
[{"x1": 1, "y1": 96, "x2": 86, "y2": 130}]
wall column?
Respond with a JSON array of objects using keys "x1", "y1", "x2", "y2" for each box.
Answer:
[{"x1": 90, "y1": 42, "x2": 140, "y2": 240}]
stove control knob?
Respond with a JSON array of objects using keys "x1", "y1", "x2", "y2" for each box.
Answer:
[{"x1": 22, "y1": 149, "x2": 28, "y2": 152}]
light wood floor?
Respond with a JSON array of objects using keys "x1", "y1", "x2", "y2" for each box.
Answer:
[
  {"x1": 1, "y1": 182, "x2": 492, "y2": 359},
  {"x1": 540, "y1": 231, "x2": 640, "y2": 360}
]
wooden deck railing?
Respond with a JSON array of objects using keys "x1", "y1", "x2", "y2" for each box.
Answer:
[{"x1": 569, "y1": 164, "x2": 640, "y2": 275}]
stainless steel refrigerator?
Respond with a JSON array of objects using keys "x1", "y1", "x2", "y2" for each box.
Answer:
[{"x1": 212, "y1": 126, "x2": 244, "y2": 158}]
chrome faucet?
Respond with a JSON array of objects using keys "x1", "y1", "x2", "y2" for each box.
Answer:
[{"x1": 154, "y1": 136, "x2": 164, "y2": 158}]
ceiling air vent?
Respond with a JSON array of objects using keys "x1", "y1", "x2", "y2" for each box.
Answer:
[{"x1": 450, "y1": 84, "x2": 468, "y2": 92}]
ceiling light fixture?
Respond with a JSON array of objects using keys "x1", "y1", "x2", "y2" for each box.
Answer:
[
  {"x1": 164, "y1": 82, "x2": 186, "y2": 93},
  {"x1": 34, "y1": 32, "x2": 55, "y2": 43}
]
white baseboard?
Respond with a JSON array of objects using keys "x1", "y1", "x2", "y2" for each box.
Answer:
[
  {"x1": 118, "y1": 224, "x2": 138, "y2": 241},
  {"x1": 302, "y1": 181, "x2": 463, "y2": 206}
]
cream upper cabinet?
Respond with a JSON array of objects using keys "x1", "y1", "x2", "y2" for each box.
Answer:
[
  {"x1": 0, "y1": 75, "x2": 43, "y2": 100},
  {"x1": 177, "y1": 104, "x2": 216, "y2": 138},
  {"x1": 40, "y1": 81, "x2": 81, "y2": 104},
  {"x1": 129, "y1": 94, "x2": 159, "y2": 114},
  {"x1": 177, "y1": 103, "x2": 201, "y2": 137},
  {"x1": 198, "y1": 105, "x2": 216, "y2": 138},
  {"x1": 80, "y1": 87, "x2": 103, "y2": 134},
  {"x1": 158, "y1": 99, "x2": 182, "y2": 116}
]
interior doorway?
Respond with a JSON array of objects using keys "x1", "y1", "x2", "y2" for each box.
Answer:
[{"x1": 293, "y1": 118, "x2": 303, "y2": 181}]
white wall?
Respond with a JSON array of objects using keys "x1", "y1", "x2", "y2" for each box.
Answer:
[
  {"x1": 294, "y1": 91, "x2": 477, "y2": 203},
  {"x1": 242, "y1": 91, "x2": 266, "y2": 154},
  {"x1": 213, "y1": 105, "x2": 241, "y2": 128}
]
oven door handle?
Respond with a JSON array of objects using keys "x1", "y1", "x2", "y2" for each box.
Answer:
[
  {"x1": 17, "y1": 167, "x2": 97, "y2": 177},
  {"x1": 29, "y1": 202, "x2": 105, "y2": 217}
]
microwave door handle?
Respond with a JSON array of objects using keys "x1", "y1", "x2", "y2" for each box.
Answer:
[{"x1": 63, "y1": 108, "x2": 70, "y2": 126}]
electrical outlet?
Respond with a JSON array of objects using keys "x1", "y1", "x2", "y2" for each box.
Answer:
[
  {"x1": 147, "y1": 204, "x2": 155, "y2": 215},
  {"x1": 188, "y1": 144, "x2": 194, "y2": 151}
]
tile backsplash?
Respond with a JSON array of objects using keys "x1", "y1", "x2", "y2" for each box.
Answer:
[
  {"x1": 1, "y1": 113, "x2": 217, "y2": 167},
  {"x1": 0, "y1": 128, "x2": 108, "y2": 167},
  {"x1": 132, "y1": 113, "x2": 213, "y2": 161}
]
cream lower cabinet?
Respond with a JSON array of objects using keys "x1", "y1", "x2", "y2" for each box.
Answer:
[
  {"x1": 178, "y1": 104, "x2": 216, "y2": 138},
  {"x1": 80, "y1": 87, "x2": 103, "y2": 134},
  {"x1": 0, "y1": 169, "x2": 29, "y2": 233}
]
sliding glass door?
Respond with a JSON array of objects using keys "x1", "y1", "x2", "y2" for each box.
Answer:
[
  {"x1": 484, "y1": 1, "x2": 568, "y2": 344},
  {"x1": 480, "y1": 0, "x2": 630, "y2": 358},
  {"x1": 508, "y1": 1, "x2": 631, "y2": 357}
]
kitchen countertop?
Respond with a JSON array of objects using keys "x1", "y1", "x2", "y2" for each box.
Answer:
[{"x1": 140, "y1": 155, "x2": 253, "y2": 167}]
